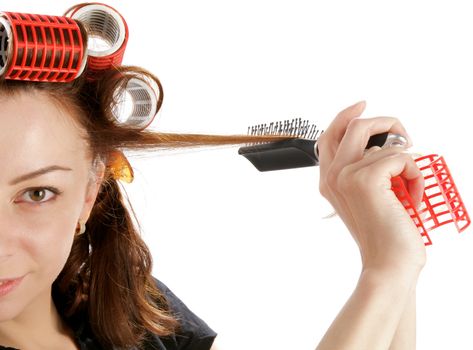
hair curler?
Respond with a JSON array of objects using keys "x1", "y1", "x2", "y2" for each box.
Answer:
[
  {"x1": 0, "y1": 3, "x2": 130, "y2": 81},
  {"x1": 0, "y1": 11, "x2": 86, "y2": 82},
  {"x1": 111, "y1": 72, "x2": 163, "y2": 130},
  {"x1": 65, "y1": 3, "x2": 128, "y2": 73},
  {"x1": 391, "y1": 154, "x2": 470, "y2": 245}
]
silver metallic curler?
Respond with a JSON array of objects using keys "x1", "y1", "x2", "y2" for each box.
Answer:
[
  {"x1": 111, "y1": 73, "x2": 162, "y2": 130},
  {"x1": 65, "y1": 2, "x2": 128, "y2": 72}
]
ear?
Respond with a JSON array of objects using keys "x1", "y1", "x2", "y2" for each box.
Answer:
[{"x1": 79, "y1": 160, "x2": 106, "y2": 223}]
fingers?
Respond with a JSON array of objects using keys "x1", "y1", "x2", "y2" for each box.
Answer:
[
  {"x1": 318, "y1": 101, "x2": 366, "y2": 176},
  {"x1": 319, "y1": 102, "x2": 422, "y2": 207},
  {"x1": 355, "y1": 150, "x2": 425, "y2": 208},
  {"x1": 361, "y1": 146, "x2": 407, "y2": 168},
  {"x1": 331, "y1": 117, "x2": 412, "y2": 175},
  {"x1": 327, "y1": 100, "x2": 367, "y2": 143},
  {"x1": 387, "y1": 155, "x2": 425, "y2": 209},
  {"x1": 364, "y1": 146, "x2": 382, "y2": 155}
]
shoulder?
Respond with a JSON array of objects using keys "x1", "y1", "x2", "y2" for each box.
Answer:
[{"x1": 143, "y1": 277, "x2": 217, "y2": 350}]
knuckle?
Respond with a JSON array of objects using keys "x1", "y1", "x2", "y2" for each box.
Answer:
[
  {"x1": 376, "y1": 146, "x2": 404, "y2": 159},
  {"x1": 325, "y1": 168, "x2": 340, "y2": 189},
  {"x1": 336, "y1": 166, "x2": 356, "y2": 192},
  {"x1": 403, "y1": 154, "x2": 422, "y2": 171},
  {"x1": 384, "y1": 116, "x2": 400, "y2": 124},
  {"x1": 346, "y1": 117, "x2": 364, "y2": 131},
  {"x1": 319, "y1": 182, "x2": 329, "y2": 197},
  {"x1": 392, "y1": 151, "x2": 415, "y2": 165},
  {"x1": 371, "y1": 116, "x2": 400, "y2": 125},
  {"x1": 398, "y1": 153, "x2": 411, "y2": 162},
  {"x1": 403, "y1": 152, "x2": 416, "y2": 161},
  {"x1": 364, "y1": 145, "x2": 382, "y2": 156},
  {"x1": 320, "y1": 168, "x2": 342, "y2": 197},
  {"x1": 386, "y1": 147, "x2": 406, "y2": 157}
]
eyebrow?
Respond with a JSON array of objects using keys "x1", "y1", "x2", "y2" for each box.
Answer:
[{"x1": 9, "y1": 165, "x2": 73, "y2": 186}]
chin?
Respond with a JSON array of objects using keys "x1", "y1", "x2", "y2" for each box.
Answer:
[
  {"x1": 0, "y1": 299, "x2": 27, "y2": 323},
  {"x1": 0, "y1": 274, "x2": 36, "y2": 322}
]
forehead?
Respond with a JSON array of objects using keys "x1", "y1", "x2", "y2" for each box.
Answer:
[{"x1": 0, "y1": 91, "x2": 89, "y2": 175}]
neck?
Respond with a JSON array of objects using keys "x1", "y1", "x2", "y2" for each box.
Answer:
[{"x1": 0, "y1": 286, "x2": 74, "y2": 348}]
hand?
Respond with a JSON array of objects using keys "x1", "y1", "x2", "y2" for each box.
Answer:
[{"x1": 317, "y1": 101, "x2": 426, "y2": 274}]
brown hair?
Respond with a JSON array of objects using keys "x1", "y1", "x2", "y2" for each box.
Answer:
[{"x1": 0, "y1": 65, "x2": 293, "y2": 348}]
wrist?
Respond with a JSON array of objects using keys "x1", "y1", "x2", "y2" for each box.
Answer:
[
  {"x1": 361, "y1": 253, "x2": 426, "y2": 278},
  {"x1": 360, "y1": 266, "x2": 421, "y2": 293}
]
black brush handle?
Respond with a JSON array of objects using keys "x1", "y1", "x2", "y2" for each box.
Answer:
[
  {"x1": 315, "y1": 131, "x2": 390, "y2": 160},
  {"x1": 239, "y1": 132, "x2": 390, "y2": 171},
  {"x1": 366, "y1": 132, "x2": 389, "y2": 149}
]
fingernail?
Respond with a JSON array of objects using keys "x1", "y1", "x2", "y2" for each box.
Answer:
[{"x1": 353, "y1": 100, "x2": 366, "y2": 109}]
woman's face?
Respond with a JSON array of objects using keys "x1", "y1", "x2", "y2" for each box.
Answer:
[{"x1": 0, "y1": 90, "x2": 103, "y2": 322}]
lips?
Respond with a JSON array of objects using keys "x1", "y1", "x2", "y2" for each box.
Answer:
[
  {"x1": 0, "y1": 277, "x2": 22, "y2": 284},
  {"x1": 0, "y1": 275, "x2": 25, "y2": 297},
  {"x1": 0, "y1": 279, "x2": 18, "y2": 286}
]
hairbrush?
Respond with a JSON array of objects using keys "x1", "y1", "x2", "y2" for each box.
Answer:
[
  {"x1": 238, "y1": 117, "x2": 470, "y2": 245},
  {"x1": 238, "y1": 118, "x2": 407, "y2": 171}
]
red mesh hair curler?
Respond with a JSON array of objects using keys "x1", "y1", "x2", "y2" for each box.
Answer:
[
  {"x1": 65, "y1": 3, "x2": 128, "y2": 73},
  {"x1": 0, "y1": 11, "x2": 86, "y2": 82},
  {"x1": 391, "y1": 154, "x2": 471, "y2": 245}
]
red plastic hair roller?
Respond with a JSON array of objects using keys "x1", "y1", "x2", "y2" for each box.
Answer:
[
  {"x1": 65, "y1": 3, "x2": 128, "y2": 73},
  {"x1": 0, "y1": 11, "x2": 86, "y2": 82},
  {"x1": 391, "y1": 154, "x2": 471, "y2": 245}
]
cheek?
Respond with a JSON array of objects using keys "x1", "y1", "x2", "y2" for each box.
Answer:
[
  {"x1": 0, "y1": 215, "x2": 78, "y2": 322},
  {"x1": 20, "y1": 215, "x2": 77, "y2": 278},
  {"x1": 17, "y1": 191, "x2": 85, "y2": 276}
]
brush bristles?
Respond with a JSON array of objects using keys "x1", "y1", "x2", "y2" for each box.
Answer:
[{"x1": 247, "y1": 117, "x2": 322, "y2": 140}]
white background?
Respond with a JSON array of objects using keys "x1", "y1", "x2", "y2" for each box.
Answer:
[{"x1": 3, "y1": 1, "x2": 473, "y2": 349}]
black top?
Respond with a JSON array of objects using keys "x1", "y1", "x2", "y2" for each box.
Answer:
[{"x1": 0, "y1": 278, "x2": 217, "y2": 350}]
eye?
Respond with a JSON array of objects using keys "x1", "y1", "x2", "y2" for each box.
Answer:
[{"x1": 16, "y1": 187, "x2": 62, "y2": 205}]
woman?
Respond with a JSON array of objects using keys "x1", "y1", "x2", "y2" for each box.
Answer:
[
  {"x1": 0, "y1": 62, "x2": 426, "y2": 349},
  {"x1": 0, "y1": 8, "x2": 426, "y2": 348},
  {"x1": 0, "y1": 67, "x2": 229, "y2": 350}
]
